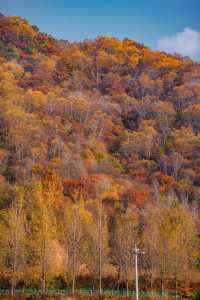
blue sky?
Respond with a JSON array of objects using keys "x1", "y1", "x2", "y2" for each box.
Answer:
[{"x1": 1, "y1": 0, "x2": 200, "y2": 60}]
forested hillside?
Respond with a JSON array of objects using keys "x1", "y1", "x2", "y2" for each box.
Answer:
[{"x1": 0, "y1": 15, "x2": 200, "y2": 295}]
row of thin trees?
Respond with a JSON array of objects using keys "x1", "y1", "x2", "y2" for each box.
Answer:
[{"x1": 0, "y1": 181, "x2": 198, "y2": 296}]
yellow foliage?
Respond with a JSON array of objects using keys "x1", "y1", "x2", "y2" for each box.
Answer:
[{"x1": 0, "y1": 61, "x2": 24, "y2": 77}]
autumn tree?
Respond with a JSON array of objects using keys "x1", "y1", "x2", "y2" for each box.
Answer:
[
  {"x1": 0, "y1": 187, "x2": 26, "y2": 295},
  {"x1": 84, "y1": 199, "x2": 109, "y2": 293},
  {"x1": 143, "y1": 197, "x2": 199, "y2": 295},
  {"x1": 183, "y1": 104, "x2": 200, "y2": 133},
  {"x1": 121, "y1": 122, "x2": 157, "y2": 160},
  {"x1": 113, "y1": 208, "x2": 139, "y2": 295},
  {"x1": 152, "y1": 101, "x2": 176, "y2": 145},
  {"x1": 61, "y1": 200, "x2": 92, "y2": 293},
  {"x1": 29, "y1": 178, "x2": 59, "y2": 293}
]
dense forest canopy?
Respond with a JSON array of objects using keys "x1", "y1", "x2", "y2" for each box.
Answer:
[{"x1": 0, "y1": 15, "x2": 200, "y2": 296}]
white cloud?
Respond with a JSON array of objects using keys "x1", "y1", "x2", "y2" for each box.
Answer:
[{"x1": 157, "y1": 27, "x2": 200, "y2": 61}]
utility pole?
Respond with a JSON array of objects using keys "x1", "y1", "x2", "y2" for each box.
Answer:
[
  {"x1": 134, "y1": 245, "x2": 139, "y2": 300},
  {"x1": 134, "y1": 245, "x2": 145, "y2": 300}
]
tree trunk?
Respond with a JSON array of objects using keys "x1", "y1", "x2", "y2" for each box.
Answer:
[
  {"x1": 42, "y1": 274, "x2": 46, "y2": 294},
  {"x1": 161, "y1": 278, "x2": 164, "y2": 296},
  {"x1": 42, "y1": 260, "x2": 46, "y2": 294},
  {"x1": 41, "y1": 240, "x2": 47, "y2": 294},
  {"x1": 117, "y1": 266, "x2": 120, "y2": 292},
  {"x1": 11, "y1": 231, "x2": 18, "y2": 295},
  {"x1": 175, "y1": 277, "x2": 178, "y2": 300},
  {"x1": 11, "y1": 258, "x2": 16, "y2": 296},
  {"x1": 72, "y1": 273, "x2": 76, "y2": 294},
  {"x1": 72, "y1": 213, "x2": 77, "y2": 294},
  {"x1": 150, "y1": 274, "x2": 153, "y2": 295},
  {"x1": 126, "y1": 278, "x2": 129, "y2": 297},
  {"x1": 72, "y1": 250, "x2": 76, "y2": 294}
]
